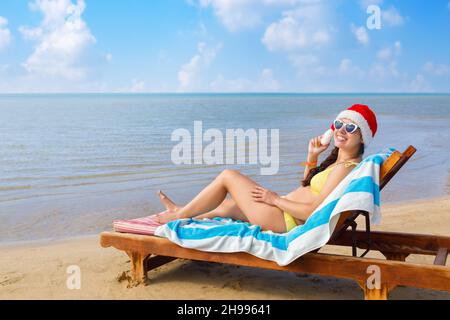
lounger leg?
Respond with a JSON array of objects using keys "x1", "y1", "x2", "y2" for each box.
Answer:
[
  {"x1": 146, "y1": 255, "x2": 178, "y2": 272},
  {"x1": 358, "y1": 281, "x2": 396, "y2": 300},
  {"x1": 381, "y1": 251, "x2": 409, "y2": 262},
  {"x1": 126, "y1": 251, "x2": 150, "y2": 284}
]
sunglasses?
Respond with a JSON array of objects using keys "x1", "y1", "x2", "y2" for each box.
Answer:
[{"x1": 333, "y1": 119, "x2": 359, "y2": 134}]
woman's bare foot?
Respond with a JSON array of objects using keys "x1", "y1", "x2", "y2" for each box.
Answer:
[
  {"x1": 157, "y1": 190, "x2": 181, "y2": 212},
  {"x1": 155, "y1": 210, "x2": 183, "y2": 224},
  {"x1": 155, "y1": 190, "x2": 185, "y2": 224}
]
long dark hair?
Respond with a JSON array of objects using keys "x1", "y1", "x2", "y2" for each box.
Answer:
[{"x1": 301, "y1": 143, "x2": 364, "y2": 187}]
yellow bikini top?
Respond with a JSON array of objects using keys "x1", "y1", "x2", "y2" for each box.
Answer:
[{"x1": 310, "y1": 160, "x2": 360, "y2": 196}]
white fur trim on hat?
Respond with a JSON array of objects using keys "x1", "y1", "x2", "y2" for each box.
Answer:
[{"x1": 336, "y1": 109, "x2": 373, "y2": 147}]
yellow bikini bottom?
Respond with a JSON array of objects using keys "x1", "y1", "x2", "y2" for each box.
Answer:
[
  {"x1": 283, "y1": 212, "x2": 298, "y2": 232},
  {"x1": 280, "y1": 195, "x2": 299, "y2": 232}
]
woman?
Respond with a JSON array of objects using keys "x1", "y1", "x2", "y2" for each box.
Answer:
[{"x1": 156, "y1": 104, "x2": 378, "y2": 234}]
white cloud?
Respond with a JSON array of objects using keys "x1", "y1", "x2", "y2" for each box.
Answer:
[
  {"x1": 129, "y1": 79, "x2": 145, "y2": 93},
  {"x1": 410, "y1": 74, "x2": 432, "y2": 92},
  {"x1": 370, "y1": 41, "x2": 403, "y2": 80},
  {"x1": 289, "y1": 54, "x2": 327, "y2": 77},
  {"x1": 376, "y1": 41, "x2": 401, "y2": 61},
  {"x1": 199, "y1": 0, "x2": 264, "y2": 31},
  {"x1": 423, "y1": 62, "x2": 450, "y2": 76},
  {"x1": 289, "y1": 53, "x2": 319, "y2": 68},
  {"x1": 178, "y1": 42, "x2": 222, "y2": 91},
  {"x1": 394, "y1": 41, "x2": 402, "y2": 53},
  {"x1": 339, "y1": 59, "x2": 352, "y2": 73},
  {"x1": 382, "y1": 6, "x2": 405, "y2": 26},
  {"x1": 210, "y1": 74, "x2": 249, "y2": 92},
  {"x1": 351, "y1": 25, "x2": 369, "y2": 46},
  {"x1": 197, "y1": 0, "x2": 299, "y2": 32},
  {"x1": 210, "y1": 68, "x2": 279, "y2": 92},
  {"x1": 0, "y1": 16, "x2": 12, "y2": 52},
  {"x1": 114, "y1": 79, "x2": 146, "y2": 93},
  {"x1": 19, "y1": 0, "x2": 96, "y2": 80},
  {"x1": 339, "y1": 58, "x2": 365, "y2": 77},
  {"x1": 259, "y1": 68, "x2": 280, "y2": 91},
  {"x1": 279, "y1": 57, "x2": 368, "y2": 92},
  {"x1": 376, "y1": 47, "x2": 391, "y2": 60},
  {"x1": 359, "y1": 0, "x2": 383, "y2": 8},
  {"x1": 19, "y1": 26, "x2": 43, "y2": 40},
  {"x1": 105, "y1": 53, "x2": 113, "y2": 62},
  {"x1": 322, "y1": 42, "x2": 439, "y2": 92},
  {"x1": 262, "y1": 3, "x2": 332, "y2": 52}
]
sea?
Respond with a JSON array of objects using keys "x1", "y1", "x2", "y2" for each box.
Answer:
[{"x1": 1, "y1": 93, "x2": 449, "y2": 243}]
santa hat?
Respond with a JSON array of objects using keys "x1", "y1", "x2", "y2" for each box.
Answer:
[{"x1": 320, "y1": 104, "x2": 378, "y2": 147}]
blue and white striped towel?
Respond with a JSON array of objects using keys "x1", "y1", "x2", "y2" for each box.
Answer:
[{"x1": 154, "y1": 147, "x2": 395, "y2": 266}]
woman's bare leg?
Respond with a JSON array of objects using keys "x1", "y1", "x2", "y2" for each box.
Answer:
[
  {"x1": 157, "y1": 169, "x2": 286, "y2": 233},
  {"x1": 158, "y1": 191, "x2": 246, "y2": 221},
  {"x1": 196, "y1": 198, "x2": 247, "y2": 221},
  {"x1": 156, "y1": 173, "x2": 228, "y2": 223}
]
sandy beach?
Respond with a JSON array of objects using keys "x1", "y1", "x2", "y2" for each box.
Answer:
[{"x1": 0, "y1": 195, "x2": 449, "y2": 300}]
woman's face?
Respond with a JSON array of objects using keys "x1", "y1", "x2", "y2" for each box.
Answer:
[{"x1": 333, "y1": 117, "x2": 363, "y2": 149}]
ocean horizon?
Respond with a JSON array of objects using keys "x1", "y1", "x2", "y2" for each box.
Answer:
[{"x1": 1, "y1": 92, "x2": 450, "y2": 96}]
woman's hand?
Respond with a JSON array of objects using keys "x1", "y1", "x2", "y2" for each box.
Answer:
[
  {"x1": 252, "y1": 186, "x2": 280, "y2": 206},
  {"x1": 308, "y1": 135, "x2": 329, "y2": 157}
]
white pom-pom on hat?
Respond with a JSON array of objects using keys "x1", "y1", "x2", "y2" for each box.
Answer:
[{"x1": 320, "y1": 128, "x2": 333, "y2": 146}]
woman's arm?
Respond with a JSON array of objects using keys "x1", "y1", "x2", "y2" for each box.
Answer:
[
  {"x1": 273, "y1": 197, "x2": 314, "y2": 221},
  {"x1": 303, "y1": 135, "x2": 329, "y2": 180},
  {"x1": 303, "y1": 152, "x2": 318, "y2": 180},
  {"x1": 252, "y1": 164, "x2": 355, "y2": 221},
  {"x1": 251, "y1": 186, "x2": 315, "y2": 221}
]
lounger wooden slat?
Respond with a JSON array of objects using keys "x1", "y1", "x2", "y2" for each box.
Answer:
[
  {"x1": 434, "y1": 248, "x2": 448, "y2": 266},
  {"x1": 100, "y1": 145, "x2": 450, "y2": 299},
  {"x1": 329, "y1": 230, "x2": 450, "y2": 257}
]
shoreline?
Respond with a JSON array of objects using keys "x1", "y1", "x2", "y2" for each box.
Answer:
[{"x1": 1, "y1": 194, "x2": 449, "y2": 299}]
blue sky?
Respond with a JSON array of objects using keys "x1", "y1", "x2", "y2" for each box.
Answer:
[{"x1": 0, "y1": 0, "x2": 449, "y2": 93}]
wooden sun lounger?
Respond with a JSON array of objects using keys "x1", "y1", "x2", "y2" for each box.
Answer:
[{"x1": 100, "y1": 145, "x2": 450, "y2": 299}]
